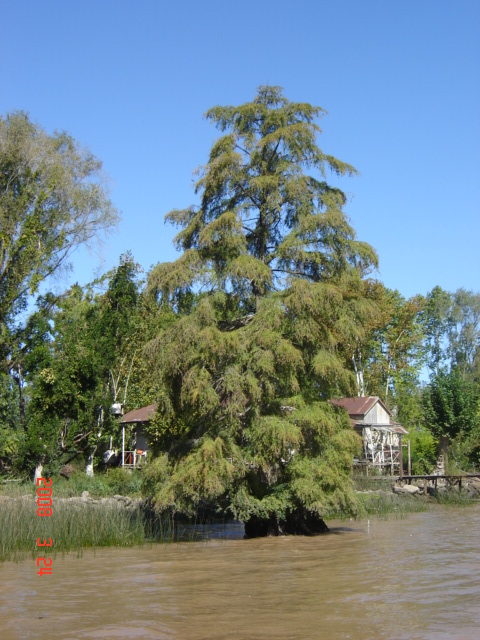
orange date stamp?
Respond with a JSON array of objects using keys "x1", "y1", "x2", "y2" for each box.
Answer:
[{"x1": 36, "y1": 477, "x2": 53, "y2": 576}]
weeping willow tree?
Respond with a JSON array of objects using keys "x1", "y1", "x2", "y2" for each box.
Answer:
[{"x1": 144, "y1": 86, "x2": 381, "y2": 536}]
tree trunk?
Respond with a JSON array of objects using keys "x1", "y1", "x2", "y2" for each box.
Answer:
[
  {"x1": 85, "y1": 408, "x2": 103, "y2": 477},
  {"x1": 85, "y1": 452, "x2": 95, "y2": 477},
  {"x1": 33, "y1": 463, "x2": 43, "y2": 484},
  {"x1": 18, "y1": 364, "x2": 25, "y2": 423},
  {"x1": 352, "y1": 352, "x2": 365, "y2": 396},
  {"x1": 244, "y1": 509, "x2": 329, "y2": 538}
]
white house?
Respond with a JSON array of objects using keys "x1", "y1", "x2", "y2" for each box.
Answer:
[
  {"x1": 119, "y1": 403, "x2": 156, "y2": 468},
  {"x1": 330, "y1": 396, "x2": 409, "y2": 475}
]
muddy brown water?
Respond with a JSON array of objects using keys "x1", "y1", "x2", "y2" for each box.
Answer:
[{"x1": 1, "y1": 506, "x2": 479, "y2": 640}]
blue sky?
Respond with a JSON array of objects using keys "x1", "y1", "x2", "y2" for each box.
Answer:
[{"x1": 1, "y1": 0, "x2": 479, "y2": 299}]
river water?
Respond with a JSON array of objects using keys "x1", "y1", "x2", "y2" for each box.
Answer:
[{"x1": 1, "y1": 506, "x2": 479, "y2": 639}]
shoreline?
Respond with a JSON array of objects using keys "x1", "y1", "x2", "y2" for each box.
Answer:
[{"x1": 1, "y1": 483, "x2": 478, "y2": 562}]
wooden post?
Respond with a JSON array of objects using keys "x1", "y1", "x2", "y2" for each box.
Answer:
[
  {"x1": 122, "y1": 426, "x2": 125, "y2": 468},
  {"x1": 399, "y1": 437, "x2": 403, "y2": 479},
  {"x1": 407, "y1": 439, "x2": 411, "y2": 476}
]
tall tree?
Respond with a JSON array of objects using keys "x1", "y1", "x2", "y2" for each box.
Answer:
[
  {"x1": 447, "y1": 289, "x2": 480, "y2": 381},
  {"x1": 422, "y1": 287, "x2": 480, "y2": 381},
  {"x1": 419, "y1": 288, "x2": 480, "y2": 470},
  {"x1": 0, "y1": 371, "x2": 21, "y2": 472},
  {"x1": 422, "y1": 286, "x2": 452, "y2": 375},
  {"x1": 145, "y1": 87, "x2": 380, "y2": 535},
  {"x1": 422, "y1": 366, "x2": 480, "y2": 468},
  {"x1": 361, "y1": 289, "x2": 425, "y2": 403},
  {"x1": 150, "y1": 87, "x2": 377, "y2": 306},
  {"x1": 24, "y1": 285, "x2": 104, "y2": 476},
  {"x1": 0, "y1": 112, "x2": 119, "y2": 364},
  {"x1": 22, "y1": 255, "x2": 148, "y2": 477}
]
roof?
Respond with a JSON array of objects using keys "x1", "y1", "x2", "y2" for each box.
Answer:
[
  {"x1": 390, "y1": 422, "x2": 409, "y2": 435},
  {"x1": 120, "y1": 403, "x2": 157, "y2": 424},
  {"x1": 330, "y1": 396, "x2": 391, "y2": 417},
  {"x1": 330, "y1": 397, "x2": 408, "y2": 435}
]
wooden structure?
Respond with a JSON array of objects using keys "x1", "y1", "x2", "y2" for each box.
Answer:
[
  {"x1": 330, "y1": 397, "x2": 410, "y2": 475},
  {"x1": 399, "y1": 473, "x2": 480, "y2": 491},
  {"x1": 119, "y1": 403, "x2": 156, "y2": 469}
]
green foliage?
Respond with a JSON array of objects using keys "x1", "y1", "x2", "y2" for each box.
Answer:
[
  {"x1": 23, "y1": 286, "x2": 105, "y2": 469},
  {"x1": 149, "y1": 86, "x2": 378, "y2": 307},
  {"x1": 0, "y1": 468, "x2": 143, "y2": 499},
  {"x1": 0, "y1": 498, "x2": 170, "y2": 562},
  {"x1": 0, "y1": 372, "x2": 22, "y2": 470},
  {"x1": 423, "y1": 366, "x2": 480, "y2": 468},
  {"x1": 144, "y1": 88, "x2": 379, "y2": 530},
  {"x1": 434, "y1": 489, "x2": 476, "y2": 506},
  {"x1": 418, "y1": 287, "x2": 480, "y2": 470},
  {"x1": 17, "y1": 253, "x2": 161, "y2": 475},
  {"x1": 423, "y1": 367, "x2": 479, "y2": 440},
  {"x1": 0, "y1": 111, "x2": 118, "y2": 353},
  {"x1": 446, "y1": 437, "x2": 480, "y2": 474},
  {"x1": 353, "y1": 492, "x2": 428, "y2": 520},
  {"x1": 394, "y1": 380, "x2": 424, "y2": 432},
  {"x1": 0, "y1": 111, "x2": 120, "y2": 476},
  {"x1": 448, "y1": 289, "x2": 480, "y2": 381},
  {"x1": 360, "y1": 288, "x2": 425, "y2": 403},
  {"x1": 55, "y1": 469, "x2": 143, "y2": 498},
  {"x1": 422, "y1": 287, "x2": 480, "y2": 382},
  {"x1": 422, "y1": 286, "x2": 451, "y2": 374},
  {"x1": 407, "y1": 427, "x2": 438, "y2": 475}
]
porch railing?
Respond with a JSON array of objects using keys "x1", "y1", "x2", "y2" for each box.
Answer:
[{"x1": 122, "y1": 450, "x2": 147, "y2": 469}]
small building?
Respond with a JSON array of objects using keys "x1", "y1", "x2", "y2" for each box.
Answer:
[
  {"x1": 330, "y1": 396, "x2": 409, "y2": 475},
  {"x1": 119, "y1": 403, "x2": 157, "y2": 469}
]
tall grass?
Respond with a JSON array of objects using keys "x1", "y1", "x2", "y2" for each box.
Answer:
[
  {"x1": 324, "y1": 491, "x2": 429, "y2": 522},
  {"x1": 0, "y1": 498, "x2": 171, "y2": 562},
  {"x1": 355, "y1": 492, "x2": 429, "y2": 519},
  {"x1": 352, "y1": 474, "x2": 395, "y2": 492},
  {"x1": 433, "y1": 489, "x2": 477, "y2": 506},
  {"x1": 57, "y1": 469, "x2": 144, "y2": 498}
]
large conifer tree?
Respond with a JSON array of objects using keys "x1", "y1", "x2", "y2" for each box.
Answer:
[{"x1": 145, "y1": 87, "x2": 380, "y2": 535}]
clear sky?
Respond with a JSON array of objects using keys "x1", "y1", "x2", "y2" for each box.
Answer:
[{"x1": 1, "y1": 0, "x2": 479, "y2": 299}]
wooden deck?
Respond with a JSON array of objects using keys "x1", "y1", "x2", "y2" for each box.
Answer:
[
  {"x1": 397, "y1": 473, "x2": 480, "y2": 493},
  {"x1": 365, "y1": 473, "x2": 480, "y2": 491}
]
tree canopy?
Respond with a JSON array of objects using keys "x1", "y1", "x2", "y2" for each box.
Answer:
[
  {"x1": 1, "y1": 93, "x2": 480, "y2": 508},
  {"x1": 150, "y1": 86, "x2": 377, "y2": 307},
  {"x1": 144, "y1": 87, "x2": 381, "y2": 535},
  {"x1": 0, "y1": 112, "x2": 119, "y2": 363}
]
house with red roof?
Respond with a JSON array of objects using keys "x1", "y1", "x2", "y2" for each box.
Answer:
[
  {"x1": 116, "y1": 397, "x2": 410, "y2": 475},
  {"x1": 330, "y1": 396, "x2": 410, "y2": 475},
  {"x1": 118, "y1": 403, "x2": 157, "y2": 468}
]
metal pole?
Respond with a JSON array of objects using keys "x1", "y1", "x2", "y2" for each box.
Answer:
[{"x1": 122, "y1": 426, "x2": 125, "y2": 468}]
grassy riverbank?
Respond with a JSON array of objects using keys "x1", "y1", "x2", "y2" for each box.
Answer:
[
  {"x1": 0, "y1": 470, "x2": 166, "y2": 562},
  {"x1": 325, "y1": 474, "x2": 478, "y2": 520},
  {"x1": 322, "y1": 486, "x2": 430, "y2": 521},
  {"x1": 1, "y1": 471, "x2": 477, "y2": 561},
  {"x1": 0, "y1": 497, "x2": 171, "y2": 562},
  {"x1": 352, "y1": 474, "x2": 429, "y2": 519},
  {"x1": 0, "y1": 468, "x2": 142, "y2": 499}
]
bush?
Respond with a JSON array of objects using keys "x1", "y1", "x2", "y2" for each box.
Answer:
[
  {"x1": 53, "y1": 469, "x2": 143, "y2": 498},
  {"x1": 0, "y1": 469, "x2": 144, "y2": 500},
  {"x1": 408, "y1": 428, "x2": 438, "y2": 475}
]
